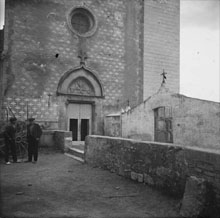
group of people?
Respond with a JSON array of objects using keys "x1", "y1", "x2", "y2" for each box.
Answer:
[{"x1": 3, "y1": 117, "x2": 42, "y2": 164}]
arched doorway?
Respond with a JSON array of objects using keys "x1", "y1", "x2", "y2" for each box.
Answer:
[{"x1": 57, "y1": 65, "x2": 104, "y2": 142}]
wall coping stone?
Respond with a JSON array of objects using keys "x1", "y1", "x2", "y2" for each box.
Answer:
[
  {"x1": 54, "y1": 130, "x2": 72, "y2": 134},
  {"x1": 88, "y1": 135, "x2": 220, "y2": 155},
  {"x1": 42, "y1": 130, "x2": 55, "y2": 134},
  {"x1": 106, "y1": 113, "x2": 121, "y2": 117}
]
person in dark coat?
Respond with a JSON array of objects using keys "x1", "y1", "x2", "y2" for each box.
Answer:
[
  {"x1": 25, "y1": 118, "x2": 42, "y2": 163},
  {"x1": 4, "y1": 117, "x2": 18, "y2": 164}
]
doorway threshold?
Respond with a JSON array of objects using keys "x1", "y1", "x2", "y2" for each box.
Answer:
[{"x1": 71, "y1": 141, "x2": 85, "y2": 151}]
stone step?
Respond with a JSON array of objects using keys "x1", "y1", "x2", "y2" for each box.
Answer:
[
  {"x1": 64, "y1": 153, "x2": 85, "y2": 163},
  {"x1": 64, "y1": 144, "x2": 85, "y2": 163},
  {"x1": 64, "y1": 140, "x2": 85, "y2": 163},
  {"x1": 67, "y1": 146, "x2": 84, "y2": 158},
  {"x1": 69, "y1": 144, "x2": 85, "y2": 151}
]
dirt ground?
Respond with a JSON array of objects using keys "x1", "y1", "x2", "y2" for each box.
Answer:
[{"x1": 0, "y1": 149, "x2": 180, "y2": 218}]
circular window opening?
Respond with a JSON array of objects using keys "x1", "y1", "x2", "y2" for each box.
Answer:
[{"x1": 67, "y1": 7, "x2": 97, "y2": 37}]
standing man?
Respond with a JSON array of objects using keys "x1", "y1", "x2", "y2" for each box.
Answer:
[
  {"x1": 4, "y1": 117, "x2": 18, "y2": 164},
  {"x1": 26, "y1": 118, "x2": 42, "y2": 163}
]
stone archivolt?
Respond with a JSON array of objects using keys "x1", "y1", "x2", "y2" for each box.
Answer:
[
  {"x1": 57, "y1": 65, "x2": 103, "y2": 98},
  {"x1": 67, "y1": 77, "x2": 95, "y2": 96}
]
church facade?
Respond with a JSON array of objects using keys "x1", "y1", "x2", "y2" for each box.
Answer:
[{"x1": 0, "y1": 0, "x2": 180, "y2": 141}]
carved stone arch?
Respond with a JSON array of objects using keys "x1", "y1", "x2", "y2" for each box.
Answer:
[
  {"x1": 68, "y1": 77, "x2": 95, "y2": 96},
  {"x1": 57, "y1": 65, "x2": 104, "y2": 97}
]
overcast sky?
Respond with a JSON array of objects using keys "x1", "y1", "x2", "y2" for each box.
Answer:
[
  {"x1": 0, "y1": 0, "x2": 219, "y2": 102},
  {"x1": 180, "y1": 0, "x2": 219, "y2": 102}
]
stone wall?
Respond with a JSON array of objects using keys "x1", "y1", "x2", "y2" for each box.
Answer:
[
  {"x1": 1, "y1": 0, "x2": 180, "y2": 132},
  {"x1": 104, "y1": 113, "x2": 121, "y2": 137},
  {"x1": 2, "y1": 0, "x2": 144, "y2": 122},
  {"x1": 39, "y1": 130, "x2": 54, "y2": 147},
  {"x1": 122, "y1": 89, "x2": 220, "y2": 150},
  {"x1": 0, "y1": 29, "x2": 4, "y2": 120},
  {"x1": 53, "y1": 130, "x2": 72, "y2": 151},
  {"x1": 39, "y1": 130, "x2": 71, "y2": 151},
  {"x1": 85, "y1": 136, "x2": 220, "y2": 211}
]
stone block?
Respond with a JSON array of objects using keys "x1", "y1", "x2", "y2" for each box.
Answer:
[
  {"x1": 137, "y1": 173, "x2": 144, "y2": 183},
  {"x1": 180, "y1": 176, "x2": 207, "y2": 217},
  {"x1": 64, "y1": 137, "x2": 72, "y2": 152},
  {"x1": 156, "y1": 167, "x2": 171, "y2": 177},
  {"x1": 54, "y1": 131, "x2": 72, "y2": 152},
  {"x1": 39, "y1": 130, "x2": 54, "y2": 147},
  {"x1": 123, "y1": 169, "x2": 131, "y2": 178},
  {"x1": 118, "y1": 165, "x2": 125, "y2": 176},
  {"x1": 131, "y1": 171, "x2": 138, "y2": 181},
  {"x1": 144, "y1": 173, "x2": 154, "y2": 185}
]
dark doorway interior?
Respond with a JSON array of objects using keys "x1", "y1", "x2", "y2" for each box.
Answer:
[
  {"x1": 81, "y1": 119, "x2": 89, "y2": 141},
  {"x1": 70, "y1": 119, "x2": 78, "y2": 141}
]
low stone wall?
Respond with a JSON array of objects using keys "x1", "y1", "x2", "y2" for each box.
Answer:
[
  {"x1": 39, "y1": 130, "x2": 55, "y2": 147},
  {"x1": 39, "y1": 130, "x2": 72, "y2": 151},
  {"x1": 54, "y1": 131, "x2": 72, "y2": 151},
  {"x1": 85, "y1": 136, "x2": 220, "y2": 208}
]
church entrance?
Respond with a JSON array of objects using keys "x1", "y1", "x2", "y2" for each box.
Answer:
[
  {"x1": 67, "y1": 103, "x2": 92, "y2": 142},
  {"x1": 57, "y1": 64, "x2": 104, "y2": 137}
]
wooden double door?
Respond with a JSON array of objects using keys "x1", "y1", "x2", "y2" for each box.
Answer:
[{"x1": 67, "y1": 103, "x2": 92, "y2": 141}]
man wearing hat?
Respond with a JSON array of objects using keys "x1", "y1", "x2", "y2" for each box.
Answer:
[
  {"x1": 26, "y1": 118, "x2": 42, "y2": 163},
  {"x1": 3, "y1": 117, "x2": 18, "y2": 164}
]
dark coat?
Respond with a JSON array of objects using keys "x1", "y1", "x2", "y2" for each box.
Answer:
[
  {"x1": 27, "y1": 123, "x2": 42, "y2": 140},
  {"x1": 4, "y1": 124, "x2": 16, "y2": 144}
]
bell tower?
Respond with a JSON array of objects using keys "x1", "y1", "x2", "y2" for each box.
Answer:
[{"x1": 143, "y1": 0, "x2": 180, "y2": 99}]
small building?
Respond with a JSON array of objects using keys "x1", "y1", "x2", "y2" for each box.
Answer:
[{"x1": 120, "y1": 84, "x2": 220, "y2": 150}]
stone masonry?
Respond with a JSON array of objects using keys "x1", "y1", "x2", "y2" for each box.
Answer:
[
  {"x1": 121, "y1": 88, "x2": 220, "y2": 150},
  {"x1": 85, "y1": 135, "x2": 220, "y2": 217},
  {"x1": 2, "y1": 0, "x2": 141, "y2": 119},
  {"x1": 143, "y1": 0, "x2": 180, "y2": 99},
  {"x1": 1, "y1": 0, "x2": 180, "y2": 133}
]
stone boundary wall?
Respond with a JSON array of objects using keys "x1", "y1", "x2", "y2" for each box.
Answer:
[
  {"x1": 85, "y1": 136, "x2": 220, "y2": 206},
  {"x1": 39, "y1": 130, "x2": 71, "y2": 151},
  {"x1": 39, "y1": 130, "x2": 55, "y2": 147},
  {"x1": 54, "y1": 131, "x2": 72, "y2": 151}
]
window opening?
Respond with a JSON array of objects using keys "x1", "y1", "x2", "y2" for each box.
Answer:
[
  {"x1": 71, "y1": 13, "x2": 90, "y2": 34},
  {"x1": 67, "y1": 7, "x2": 97, "y2": 37}
]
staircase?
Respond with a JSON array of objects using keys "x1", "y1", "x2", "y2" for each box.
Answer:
[{"x1": 64, "y1": 141, "x2": 85, "y2": 163}]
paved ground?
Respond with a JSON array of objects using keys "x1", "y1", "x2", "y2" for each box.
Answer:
[{"x1": 0, "y1": 150, "x2": 181, "y2": 218}]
